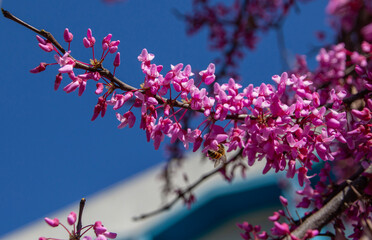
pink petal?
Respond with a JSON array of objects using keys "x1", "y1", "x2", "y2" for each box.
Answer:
[
  {"x1": 36, "y1": 35, "x2": 47, "y2": 45},
  {"x1": 113, "y1": 94, "x2": 125, "y2": 110},
  {"x1": 95, "y1": 226, "x2": 107, "y2": 235},
  {"x1": 64, "y1": 28, "x2": 73, "y2": 43},
  {"x1": 63, "y1": 81, "x2": 79, "y2": 93},
  {"x1": 59, "y1": 64, "x2": 74, "y2": 73},
  {"x1": 38, "y1": 43, "x2": 53, "y2": 52},
  {"x1": 30, "y1": 62, "x2": 47, "y2": 73},
  {"x1": 78, "y1": 80, "x2": 87, "y2": 96},
  {"x1": 113, "y1": 52, "x2": 120, "y2": 67},
  {"x1": 83, "y1": 38, "x2": 91, "y2": 48},
  {"x1": 95, "y1": 83, "x2": 104, "y2": 94},
  {"x1": 44, "y1": 217, "x2": 59, "y2": 227},
  {"x1": 67, "y1": 211, "x2": 77, "y2": 225},
  {"x1": 279, "y1": 196, "x2": 288, "y2": 206},
  {"x1": 104, "y1": 232, "x2": 117, "y2": 239},
  {"x1": 147, "y1": 97, "x2": 158, "y2": 105},
  {"x1": 54, "y1": 73, "x2": 63, "y2": 91}
]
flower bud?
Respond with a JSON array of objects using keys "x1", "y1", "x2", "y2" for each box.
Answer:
[
  {"x1": 44, "y1": 217, "x2": 59, "y2": 227},
  {"x1": 64, "y1": 28, "x2": 74, "y2": 43},
  {"x1": 67, "y1": 211, "x2": 77, "y2": 225},
  {"x1": 113, "y1": 52, "x2": 120, "y2": 67}
]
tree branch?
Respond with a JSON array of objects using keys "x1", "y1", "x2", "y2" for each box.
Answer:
[
  {"x1": 133, "y1": 150, "x2": 243, "y2": 221},
  {"x1": 2, "y1": 9, "x2": 369, "y2": 123},
  {"x1": 285, "y1": 164, "x2": 372, "y2": 239},
  {"x1": 1, "y1": 9, "x2": 207, "y2": 114}
]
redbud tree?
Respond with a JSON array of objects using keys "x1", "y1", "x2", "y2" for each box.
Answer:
[{"x1": 3, "y1": 0, "x2": 372, "y2": 239}]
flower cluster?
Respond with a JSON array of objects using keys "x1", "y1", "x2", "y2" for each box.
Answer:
[
  {"x1": 27, "y1": 6, "x2": 372, "y2": 238},
  {"x1": 30, "y1": 27, "x2": 371, "y2": 191},
  {"x1": 30, "y1": 28, "x2": 120, "y2": 103},
  {"x1": 40, "y1": 212, "x2": 116, "y2": 240},
  {"x1": 326, "y1": 0, "x2": 372, "y2": 32},
  {"x1": 238, "y1": 196, "x2": 319, "y2": 240}
]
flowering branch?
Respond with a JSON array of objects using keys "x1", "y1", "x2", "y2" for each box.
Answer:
[
  {"x1": 40, "y1": 198, "x2": 117, "y2": 240},
  {"x1": 285, "y1": 164, "x2": 372, "y2": 239},
  {"x1": 3, "y1": 2, "x2": 372, "y2": 239},
  {"x1": 1, "y1": 9, "x2": 208, "y2": 115}
]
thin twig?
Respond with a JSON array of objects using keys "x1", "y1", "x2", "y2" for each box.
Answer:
[{"x1": 133, "y1": 150, "x2": 242, "y2": 220}]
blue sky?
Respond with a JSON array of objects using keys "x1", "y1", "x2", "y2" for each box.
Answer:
[{"x1": 0, "y1": 0, "x2": 330, "y2": 237}]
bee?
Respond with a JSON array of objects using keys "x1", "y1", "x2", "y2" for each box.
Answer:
[{"x1": 208, "y1": 144, "x2": 227, "y2": 168}]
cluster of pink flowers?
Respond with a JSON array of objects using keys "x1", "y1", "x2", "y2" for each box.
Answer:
[
  {"x1": 30, "y1": 28, "x2": 120, "y2": 101},
  {"x1": 131, "y1": 47, "x2": 358, "y2": 189},
  {"x1": 30, "y1": 26, "x2": 371, "y2": 191},
  {"x1": 238, "y1": 196, "x2": 319, "y2": 239},
  {"x1": 28, "y1": 4, "x2": 372, "y2": 237},
  {"x1": 326, "y1": 0, "x2": 372, "y2": 33},
  {"x1": 39, "y1": 211, "x2": 116, "y2": 240}
]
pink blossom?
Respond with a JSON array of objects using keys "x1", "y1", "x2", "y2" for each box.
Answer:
[
  {"x1": 54, "y1": 73, "x2": 63, "y2": 91},
  {"x1": 199, "y1": 63, "x2": 216, "y2": 85},
  {"x1": 108, "y1": 92, "x2": 133, "y2": 109},
  {"x1": 102, "y1": 34, "x2": 112, "y2": 51},
  {"x1": 361, "y1": 23, "x2": 372, "y2": 42},
  {"x1": 268, "y1": 212, "x2": 280, "y2": 221},
  {"x1": 297, "y1": 197, "x2": 311, "y2": 208},
  {"x1": 362, "y1": 41, "x2": 372, "y2": 52},
  {"x1": 134, "y1": 91, "x2": 158, "y2": 114},
  {"x1": 279, "y1": 196, "x2": 288, "y2": 206},
  {"x1": 185, "y1": 128, "x2": 201, "y2": 144},
  {"x1": 30, "y1": 62, "x2": 47, "y2": 73},
  {"x1": 44, "y1": 217, "x2": 59, "y2": 227},
  {"x1": 63, "y1": 28, "x2": 73, "y2": 43},
  {"x1": 41, "y1": 202, "x2": 116, "y2": 240},
  {"x1": 193, "y1": 136, "x2": 203, "y2": 152},
  {"x1": 83, "y1": 28, "x2": 96, "y2": 48},
  {"x1": 36, "y1": 35, "x2": 54, "y2": 52},
  {"x1": 104, "y1": 232, "x2": 118, "y2": 239},
  {"x1": 94, "y1": 221, "x2": 117, "y2": 239},
  {"x1": 351, "y1": 108, "x2": 371, "y2": 121},
  {"x1": 109, "y1": 40, "x2": 120, "y2": 53},
  {"x1": 54, "y1": 51, "x2": 75, "y2": 73},
  {"x1": 92, "y1": 97, "x2": 108, "y2": 121},
  {"x1": 271, "y1": 222, "x2": 290, "y2": 236},
  {"x1": 63, "y1": 77, "x2": 87, "y2": 96},
  {"x1": 95, "y1": 83, "x2": 104, "y2": 94},
  {"x1": 67, "y1": 212, "x2": 77, "y2": 225},
  {"x1": 113, "y1": 52, "x2": 120, "y2": 67},
  {"x1": 298, "y1": 167, "x2": 308, "y2": 187},
  {"x1": 138, "y1": 48, "x2": 154, "y2": 62},
  {"x1": 190, "y1": 87, "x2": 208, "y2": 110},
  {"x1": 116, "y1": 111, "x2": 136, "y2": 129},
  {"x1": 78, "y1": 72, "x2": 101, "y2": 81},
  {"x1": 101, "y1": 34, "x2": 120, "y2": 53}
]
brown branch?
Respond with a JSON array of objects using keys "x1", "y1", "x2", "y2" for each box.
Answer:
[
  {"x1": 2, "y1": 8, "x2": 66, "y2": 55},
  {"x1": 1, "y1": 9, "x2": 205, "y2": 113},
  {"x1": 284, "y1": 164, "x2": 372, "y2": 240},
  {"x1": 133, "y1": 150, "x2": 242, "y2": 221},
  {"x1": 76, "y1": 198, "x2": 86, "y2": 237}
]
